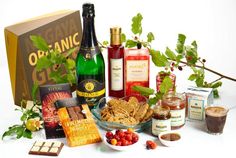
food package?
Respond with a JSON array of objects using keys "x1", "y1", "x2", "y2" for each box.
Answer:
[
  {"x1": 186, "y1": 86, "x2": 213, "y2": 121},
  {"x1": 55, "y1": 98, "x2": 102, "y2": 147},
  {"x1": 39, "y1": 83, "x2": 72, "y2": 139}
]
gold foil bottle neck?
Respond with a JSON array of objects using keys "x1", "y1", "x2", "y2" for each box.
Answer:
[{"x1": 110, "y1": 27, "x2": 122, "y2": 45}]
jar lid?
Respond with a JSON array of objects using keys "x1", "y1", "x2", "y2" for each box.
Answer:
[{"x1": 154, "y1": 105, "x2": 170, "y2": 116}]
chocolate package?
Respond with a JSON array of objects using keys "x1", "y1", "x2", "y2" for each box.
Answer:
[
  {"x1": 39, "y1": 83, "x2": 72, "y2": 139},
  {"x1": 55, "y1": 98, "x2": 102, "y2": 147},
  {"x1": 5, "y1": 10, "x2": 82, "y2": 106}
]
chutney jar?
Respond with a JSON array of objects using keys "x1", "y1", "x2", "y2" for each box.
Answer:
[{"x1": 156, "y1": 72, "x2": 176, "y2": 93}]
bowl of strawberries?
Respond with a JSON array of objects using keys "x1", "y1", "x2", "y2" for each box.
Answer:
[{"x1": 104, "y1": 128, "x2": 139, "y2": 151}]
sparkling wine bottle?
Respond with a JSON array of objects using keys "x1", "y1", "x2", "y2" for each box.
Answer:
[{"x1": 76, "y1": 3, "x2": 105, "y2": 109}]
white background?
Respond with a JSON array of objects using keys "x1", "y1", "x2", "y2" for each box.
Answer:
[{"x1": 0, "y1": 0, "x2": 236, "y2": 158}]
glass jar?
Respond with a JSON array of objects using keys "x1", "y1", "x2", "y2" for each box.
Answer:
[
  {"x1": 162, "y1": 93, "x2": 186, "y2": 130},
  {"x1": 156, "y1": 72, "x2": 176, "y2": 93},
  {"x1": 152, "y1": 104, "x2": 171, "y2": 136}
]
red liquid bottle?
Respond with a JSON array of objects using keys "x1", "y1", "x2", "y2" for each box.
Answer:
[{"x1": 108, "y1": 27, "x2": 124, "y2": 98}]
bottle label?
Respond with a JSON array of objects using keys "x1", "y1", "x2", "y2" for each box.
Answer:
[
  {"x1": 170, "y1": 108, "x2": 185, "y2": 127},
  {"x1": 152, "y1": 118, "x2": 171, "y2": 136},
  {"x1": 77, "y1": 79, "x2": 105, "y2": 105},
  {"x1": 126, "y1": 60, "x2": 149, "y2": 82},
  {"x1": 80, "y1": 46, "x2": 100, "y2": 59},
  {"x1": 110, "y1": 58, "x2": 123, "y2": 91}
]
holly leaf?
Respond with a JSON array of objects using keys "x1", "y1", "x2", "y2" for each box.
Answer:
[
  {"x1": 131, "y1": 13, "x2": 143, "y2": 35},
  {"x1": 121, "y1": 33, "x2": 126, "y2": 43},
  {"x1": 65, "y1": 59, "x2": 75, "y2": 70},
  {"x1": 176, "y1": 34, "x2": 186, "y2": 54},
  {"x1": 66, "y1": 73, "x2": 76, "y2": 84},
  {"x1": 66, "y1": 47, "x2": 77, "y2": 57},
  {"x1": 30, "y1": 35, "x2": 49, "y2": 52},
  {"x1": 125, "y1": 40, "x2": 138, "y2": 48},
  {"x1": 49, "y1": 69, "x2": 66, "y2": 83},
  {"x1": 147, "y1": 32, "x2": 155, "y2": 43},
  {"x1": 50, "y1": 51, "x2": 65, "y2": 64},
  {"x1": 191, "y1": 40, "x2": 198, "y2": 50},
  {"x1": 213, "y1": 89, "x2": 220, "y2": 98},
  {"x1": 165, "y1": 47, "x2": 176, "y2": 60},
  {"x1": 31, "y1": 83, "x2": 38, "y2": 102},
  {"x1": 102, "y1": 41, "x2": 109, "y2": 46},
  {"x1": 186, "y1": 46, "x2": 198, "y2": 65},
  {"x1": 36, "y1": 56, "x2": 52, "y2": 71},
  {"x1": 148, "y1": 97, "x2": 158, "y2": 106},
  {"x1": 160, "y1": 76, "x2": 173, "y2": 94},
  {"x1": 132, "y1": 85, "x2": 155, "y2": 96},
  {"x1": 211, "y1": 81, "x2": 222, "y2": 89},
  {"x1": 188, "y1": 74, "x2": 197, "y2": 81},
  {"x1": 191, "y1": 66, "x2": 198, "y2": 73},
  {"x1": 16, "y1": 126, "x2": 24, "y2": 139},
  {"x1": 195, "y1": 76, "x2": 204, "y2": 87},
  {"x1": 23, "y1": 129, "x2": 32, "y2": 139},
  {"x1": 2, "y1": 125, "x2": 22, "y2": 140},
  {"x1": 20, "y1": 113, "x2": 27, "y2": 121},
  {"x1": 150, "y1": 49, "x2": 168, "y2": 67}
]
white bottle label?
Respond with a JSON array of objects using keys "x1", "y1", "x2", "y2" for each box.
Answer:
[
  {"x1": 188, "y1": 98, "x2": 204, "y2": 120},
  {"x1": 170, "y1": 108, "x2": 185, "y2": 127},
  {"x1": 111, "y1": 58, "x2": 123, "y2": 91},
  {"x1": 152, "y1": 118, "x2": 171, "y2": 136},
  {"x1": 126, "y1": 60, "x2": 149, "y2": 82}
]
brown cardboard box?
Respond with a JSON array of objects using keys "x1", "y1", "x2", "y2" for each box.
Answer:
[{"x1": 5, "y1": 10, "x2": 82, "y2": 106}]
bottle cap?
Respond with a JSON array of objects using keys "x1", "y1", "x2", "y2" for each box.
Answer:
[
  {"x1": 110, "y1": 27, "x2": 121, "y2": 35},
  {"x1": 110, "y1": 27, "x2": 122, "y2": 45},
  {"x1": 82, "y1": 3, "x2": 95, "y2": 17}
]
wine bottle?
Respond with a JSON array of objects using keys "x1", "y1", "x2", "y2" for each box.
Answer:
[
  {"x1": 108, "y1": 27, "x2": 124, "y2": 98},
  {"x1": 76, "y1": 3, "x2": 105, "y2": 109}
]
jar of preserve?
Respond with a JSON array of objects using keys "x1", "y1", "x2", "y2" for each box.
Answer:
[
  {"x1": 162, "y1": 93, "x2": 186, "y2": 130},
  {"x1": 156, "y1": 72, "x2": 176, "y2": 93},
  {"x1": 152, "y1": 104, "x2": 171, "y2": 136}
]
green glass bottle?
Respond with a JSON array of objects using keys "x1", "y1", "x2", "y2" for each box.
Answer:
[{"x1": 76, "y1": 3, "x2": 105, "y2": 109}]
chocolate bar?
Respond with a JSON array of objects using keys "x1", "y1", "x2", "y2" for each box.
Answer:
[
  {"x1": 29, "y1": 141, "x2": 64, "y2": 156},
  {"x1": 55, "y1": 98, "x2": 86, "y2": 121}
]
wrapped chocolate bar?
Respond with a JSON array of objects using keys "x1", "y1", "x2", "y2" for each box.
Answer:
[
  {"x1": 186, "y1": 86, "x2": 214, "y2": 121},
  {"x1": 55, "y1": 98, "x2": 102, "y2": 147},
  {"x1": 39, "y1": 83, "x2": 72, "y2": 139}
]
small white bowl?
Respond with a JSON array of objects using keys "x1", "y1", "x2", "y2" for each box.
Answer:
[
  {"x1": 103, "y1": 131, "x2": 139, "y2": 151},
  {"x1": 158, "y1": 131, "x2": 182, "y2": 147}
]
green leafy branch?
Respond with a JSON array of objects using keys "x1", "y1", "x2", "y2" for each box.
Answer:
[
  {"x1": 30, "y1": 35, "x2": 77, "y2": 85},
  {"x1": 2, "y1": 84, "x2": 42, "y2": 140},
  {"x1": 119, "y1": 13, "x2": 236, "y2": 105}
]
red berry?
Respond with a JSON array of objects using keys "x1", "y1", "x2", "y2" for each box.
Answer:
[
  {"x1": 106, "y1": 131, "x2": 113, "y2": 139},
  {"x1": 116, "y1": 141, "x2": 122, "y2": 146},
  {"x1": 171, "y1": 67, "x2": 174, "y2": 71},
  {"x1": 115, "y1": 129, "x2": 123, "y2": 135},
  {"x1": 118, "y1": 131, "x2": 125, "y2": 138},
  {"x1": 125, "y1": 134, "x2": 132, "y2": 141},
  {"x1": 132, "y1": 136, "x2": 139, "y2": 143},
  {"x1": 121, "y1": 139, "x2": 129, "y2": 146},
  {"x1": 113, "y1": 135, "x2": 120, "y2": 141},
  {"x1": 146, "y1": 140, "x2": 157, "y2": 150}
]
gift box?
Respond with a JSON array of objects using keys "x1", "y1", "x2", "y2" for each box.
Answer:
[{"x1": 4, "y1": 10, "x2": 82, "y2": 106}]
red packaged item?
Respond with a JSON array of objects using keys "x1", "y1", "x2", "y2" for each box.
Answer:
[
  {"x1": 39, "y1": 83, "x2": 72, "y2": 139},
  {"x1": 124, "y1": 48, "x2": 149, "y2": 98}
]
